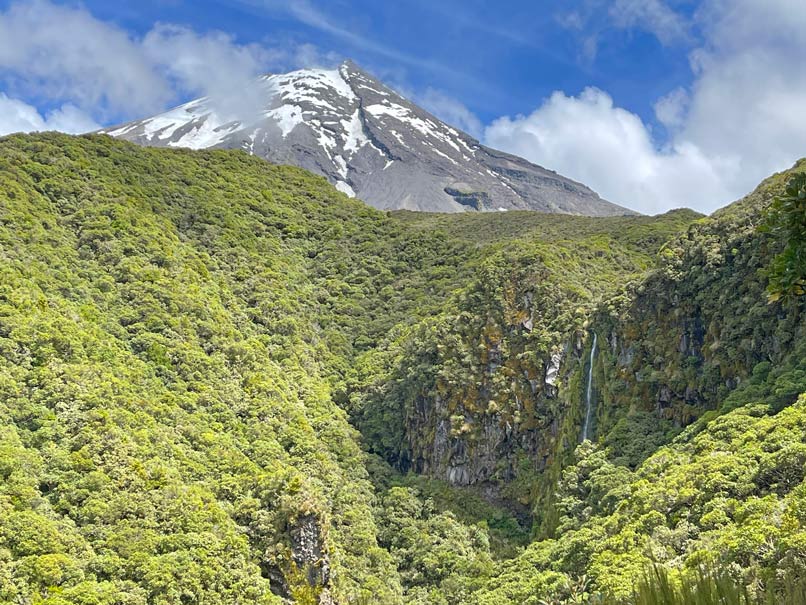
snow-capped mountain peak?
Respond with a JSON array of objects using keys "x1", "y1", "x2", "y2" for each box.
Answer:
[{"x1": 102, "y1": 61, "x2": 632, "y2": 215}]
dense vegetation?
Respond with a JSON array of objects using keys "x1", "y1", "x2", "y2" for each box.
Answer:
[
  {"x1": 762, "y1": 172, "x2": 806, "y2": 301},
  {"x1": 472, "y1": 166, "x2": 806, "y2": 603},
  {"x1": 0, "y1": 133, "x2": 803, "y2": 604},
  {"x1": 0, "y1": 133, "x2": 421, "y2": 604},
  {"x1": 353, "y1": 208, "x2": 698, "y2": 496}
]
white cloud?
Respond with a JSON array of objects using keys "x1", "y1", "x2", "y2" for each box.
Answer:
[
  {"x1": 654, "y1": 87, "x2": 689, "y2": 131},
  {"x1": 142, "y1": 24, "x2": 283, "y2": 123},
  {"x1": 486, "y1": 0, "x2": 806, "y2": 214},
  {"x1": 680, "y1": 0, "x2": 806, "y2": 194},
  {"x1": 557, "y1": 0, "x2": 691, "y2": 63},
  {"x1": 0, "y1": 93, "x2": 99, "y2": 135},
  {"x1": 37, "y1": 103, "x2": 101, "y2": 134},
  {"x1": 485, "y1": 88, "x2": 735, "y2": 214},
  {"x1": 290, "y1": 43, "x2": 341, "y2": 69},
  {"x1": 0, "y1": 0, "x2": 171, "y2": 117},
  {"x1": 608, "y1": 0, "x2": 691, "y2": 45},
  {"x1": 0, "y1": 0, "x2": 290, "y2": 128}
]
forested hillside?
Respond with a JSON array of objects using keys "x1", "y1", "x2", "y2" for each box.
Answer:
[
  {"x1": 0, "y1": 133, "x2": 804, "y2": 604},
  {"x1": 472, "y1": 161, "x2": 806, "y2": 603}
]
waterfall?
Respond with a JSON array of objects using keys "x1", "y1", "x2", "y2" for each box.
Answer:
[{"x1": 582, "y1": 332, "x2": 598, "y2": 442}]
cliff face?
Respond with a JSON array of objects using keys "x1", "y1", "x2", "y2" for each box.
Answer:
[
  {"x1": 403, "y1": 328, "x2": 577, "y2": 488},
  {"x1": 588, "y1": 164, "x2": 806, "y2": 462},
  {"x1": 357, "y1": 244, "x2": 610, "y2": 498},
  {"x1": 468, "y1": 167, "x2": 806, "y2": 603}
]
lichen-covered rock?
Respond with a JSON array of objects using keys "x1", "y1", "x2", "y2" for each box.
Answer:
[
  {"x1": 589, "y1": 168, "x2": 806, "y2": 447},
  {"x1": 263, "y1": 513, "x2": 333, "y2": 604},
  {"x1": 391, "y1": 261, "x2": 586, "y2": 490},
  {"x1": 290, "y1": 514, "x2": 330, "y2": 589}
]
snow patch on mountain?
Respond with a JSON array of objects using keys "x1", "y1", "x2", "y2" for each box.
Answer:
[{"x1": 342, "y1": 110, "x2": 368, "y2": 155}]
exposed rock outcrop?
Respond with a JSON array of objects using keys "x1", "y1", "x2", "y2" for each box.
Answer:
[{"x1": 262, "y1": 513, "x2": 333, "y2": 604}]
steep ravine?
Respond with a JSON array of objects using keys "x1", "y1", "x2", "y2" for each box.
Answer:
[
  {"x1": 360, "y1": 159, "x2": 806, "y2": 532},
  {"x1": 355, "y1": 232, "x2": 680, "y2": 511}
]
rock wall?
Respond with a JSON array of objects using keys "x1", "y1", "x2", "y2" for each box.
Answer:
[
  {"x1": 589, "y1": 185, "x2": 806, "y2": 443},
  {"x1": 261, "y1": 513, "x2": 334, "y2": 604},
  {"x1": 403, "y1": 340, "x2": 576, "y2": 487},
  {"x1": 382, "y1": 256, "x2": 590, "y2": 492}
]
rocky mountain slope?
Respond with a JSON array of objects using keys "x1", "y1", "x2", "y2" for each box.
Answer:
[{"x1": 101, "y1": 61, "x2": 630, "y2": 215}]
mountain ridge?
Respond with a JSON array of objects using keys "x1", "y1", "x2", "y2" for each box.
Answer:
[{"x1": 101, "y1": 60, "x2": 633, "y2": 216}]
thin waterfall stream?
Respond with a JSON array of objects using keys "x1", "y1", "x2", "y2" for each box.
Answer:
[{"x1": 582, "y1": 332, "x2": 597, "y2": 442}]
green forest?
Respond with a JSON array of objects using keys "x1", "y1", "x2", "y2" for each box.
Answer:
[{"x1": 0, "y1": 133, "x2": 804, "y2": 604}]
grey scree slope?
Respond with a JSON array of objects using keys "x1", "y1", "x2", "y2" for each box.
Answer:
[{"x1": 102, "y1": 61, "x2": 634, "y2": 215}]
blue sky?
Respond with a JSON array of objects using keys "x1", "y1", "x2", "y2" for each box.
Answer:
[
  {"x1": 74, "y1": 0, "x2": 694, "y2": 129},
  {"x1": 1, "y1": 0, "x2": 805, "y2": 213}
]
